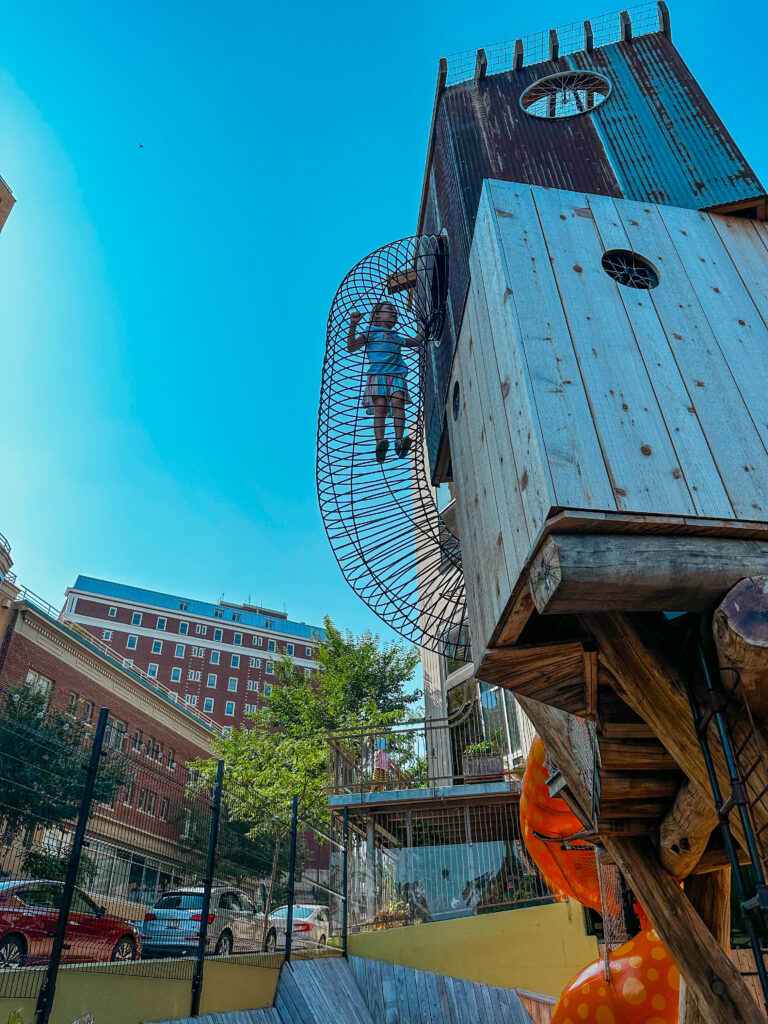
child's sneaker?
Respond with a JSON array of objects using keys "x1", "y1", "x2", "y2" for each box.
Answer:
[
  {"x1": 375, "y1": 439, "x2": 389, "y2": 463},
  {"x1": 395, "y1": 436, "x2": 412, "y2": 459}
]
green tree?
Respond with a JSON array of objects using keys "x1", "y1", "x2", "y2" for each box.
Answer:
[
  {"x1": 190, "y1": 617, "x2": 421, "y2": 942},
  {"x1": 0, "y1": 682, "x2": 131, "y2": 847}
]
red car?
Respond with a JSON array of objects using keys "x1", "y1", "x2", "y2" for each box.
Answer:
[{"x1": 0, "y1": 879, "x2": 141, "y2": 967}]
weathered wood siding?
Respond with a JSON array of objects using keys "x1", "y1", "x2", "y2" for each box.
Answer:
[{"x1": 446, "y1": 181, "x2": 768, "y2": 654}]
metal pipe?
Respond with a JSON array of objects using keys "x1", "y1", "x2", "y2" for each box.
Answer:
[
  {"x1": 284, "y1": 794, "x2": 298, "y2": 963},
  {"x1": 190, "y1": 759, "x2": 224, "y2": 1017},
  {"x1": 342, "y1": 807, "x2": 349, "y2": 958}
]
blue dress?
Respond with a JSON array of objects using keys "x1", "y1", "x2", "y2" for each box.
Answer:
[{"x1": 362, "y1": 329, "x2": 411, "y2": 415}]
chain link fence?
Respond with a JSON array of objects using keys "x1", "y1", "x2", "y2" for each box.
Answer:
[{"x1": 0, "y1": 683, "x2": 346, "y2": 1022}]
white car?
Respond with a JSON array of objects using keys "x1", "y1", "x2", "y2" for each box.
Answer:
[{"x1": 271, "y1": 904, "x2": 330, "y2": 949}]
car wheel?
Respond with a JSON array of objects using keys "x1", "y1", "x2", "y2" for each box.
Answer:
[
  {"x1": 215, "y1": 931, "x2": 233, "y2": 956},
  {"x1": 110, "y1": 935, "x2": 137, "y2": 962},
  {"x1": 0, "y1": 934, "x2": 26, "y2": 969},
  {"x1": 264, "y1": 929, "x2": 277, "y2": 953}
]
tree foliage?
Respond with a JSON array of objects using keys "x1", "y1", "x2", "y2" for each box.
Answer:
[{"x1": 0, "y1": 683, "x2": 131, "y2": 844}]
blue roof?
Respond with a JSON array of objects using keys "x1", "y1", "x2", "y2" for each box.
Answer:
[{"x1": 71, "y1": 576, "x2": 324, "y2": 641}]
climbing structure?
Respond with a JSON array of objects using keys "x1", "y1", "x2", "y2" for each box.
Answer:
[{"x1": 317, "y1": 234, "x2": 468, "y2": 654}]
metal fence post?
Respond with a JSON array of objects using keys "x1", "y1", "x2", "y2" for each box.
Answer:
[
  {"x1": 342, "y1": 806, "x2": 349, "y2": 958},
  {"x1": 191, "y1": 759, "x2": 224, "y2": 1017},
  {"x1": 35, "y1": 706, "x2": 109, "y2": 1024},
  {"x1": 284, "y1": 794, "x2": 298, "y2": 963}
]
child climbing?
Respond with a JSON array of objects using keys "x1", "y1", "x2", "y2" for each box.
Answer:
[{"x1": 347, "y1": 300, "x2": 423, "y2": 463}]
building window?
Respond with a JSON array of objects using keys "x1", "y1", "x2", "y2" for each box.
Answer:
[
  {"x1": 213, "y1": 628, "x2": 223, "y2": 643},
  {"x1": 207, "y1": 673, "x2": 217, "y2": 687},
  {"x1": 104, "y1": 717, "x2": 125, "y2": 750},
  {"x1": 126, "y1": 635, "x2": 138, "y2": 650},
  {"x1": 232, "y1": 612, "x2": 242, "y2": 623},
  {"x1": 267, "y1": 640, "x2": 276, "y2": 653},
  {"x1": 147, "y1": 791, "x2": 156, "y2": 816},
  {"x1": 286, "y1": 643, "x2": 294, "y2": 656},
  {"x1": 133, "y1": 729, "x2": 142, "y2": 752},
  {"x1": 180, "y1": 601, "x2": 190, "y2": 611},
  {"x1": 228, "y1": 677, "x2": 238, "y2": 691},
  {"x1": 131, "y1": 612, "x2": 142, "y2": 626},
  {"x1": 123, "y1": 658, "x2": 133, "y2": 668},
  {"x1": 253, "y1": 636, "x2": 263, "y2": 647},
  {"x1": 159, "y1": 797, "x2": 168, "y2": 821},
  {"x1": 247, "y1": 680, "x2": 259, "y2": 692},
  {"x1": 186, "y1": 694, "x2": 199, "y2": 706},
  {"x1": 305, "y1": 646, "x2": 312, "y2": 657},
  {"x1": 175, "y1": 644, "x2": 185, "y2": 658},
  {"x1": 214, "y1": 608, "x2": 223, "y2": 619},
  {"x1": 225, "y1": 701, "x2": 235, "y2": 716},
  {"x1": 249, "y1": 657, "x2": 256, "y2": 668},
  {"x1": 188, "y1": 669, "x2": 201, "y2": 682},
  {"x1": 179, "y1": 621, "x2": 189, "y2": 635},
  {"x1": 145, "y1": 736, "x2": 155, "y2": 759},
  {"x1": 222, "y1": 726, "x2": 232, "y2": 737},
  {"x1": 195, "y1": 623, "x2": 207, "y2": 635},
  {"x1": 138, "y1": 789, "x2": 147, "y2": 812},
  {"x1": 124, "y1": 775, "x2": 134, "y2": 806},
  {"x1": 264, "y1": 683, "x2": 272, "y2": 697},
  {"x1": 82, "y1": 700, "x2": 94, "y2": 723},
  {"x1": 102, "y1": 629, "x2": 113, "y2": 642},
  {"x1": 266, "y1": 661, "x2": 274, "y2": 675},
  {"x1": 265, "y1": 619, "x2": 274, "y2": 630},
  {"x1": 304, "y1": 667, "x2": 312, "y2": 677},
  {"x1": 108, "y1": 606, "x2": 117, "y2": 618},
  {"x1": 191, "y1": 646, "x2": 204, "y2": 657},
  {"x1": 231, "y1": 654, "x2": 240, "y2": 668},
  {"x1": 24, "y1": 670, "x2": 52, "y2": 701},
  {"x1": 204, "y1": 697, "x2": 215, "y2": 713},
  {"x1": 233, "y1": 632, "x2": 242, "y2": 646},
  {"x1": 148, "y1": 663, "x2": 159, "y2": 678},
  {"x1": 67, "y1": 692, "x2": 79, "y2": 713},
  {"x1": 151, "y1": 639, "x2": 163, "y2": 654},
  {"x1": 210, "y1": 650, "x2": 220, "y2": 665},
  {"x1": 171, "y1": 667, "x2": 182, "y2": 683},
  {"x1": 156, "y1": 617, "x2": 167, "y2": 631}
]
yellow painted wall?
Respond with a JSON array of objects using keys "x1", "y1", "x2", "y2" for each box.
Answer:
[
  {"x1": 348, "y1": 901, "x2": 598, "y2": 998},
  {"x1": 0, "y1": 957, "x2": 279, "y2": 1024}
]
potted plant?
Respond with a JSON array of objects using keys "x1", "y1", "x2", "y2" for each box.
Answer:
[
  {"x1": 462, "y1": 740, "x2": 504, "y2": 783},
  {"x1": 372, "y1": 899, "x2": 410, "y2": 930}
]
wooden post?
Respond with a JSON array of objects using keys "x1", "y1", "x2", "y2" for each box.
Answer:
[
  {"x1": 680, "y1": 869, "x2": 732, "y2": 1024},
  {"x1": 583, "y1": 20, "x2": 594, "y2": 52},
  {"x1": 713, "y1": 576, "x2": 768, "y2": 723},
  {"x1": 474, "y1": 48, "x2": 488, "y2": 82},
  {"x1": 659, "y1": 779, "x2": 718, "y2": 877},
  {"x1": 548, "y1": 29, "x2": 559, "y2": 62},
  {"x1": 658, "y1": 0, "x2": 672, "y2": 37},
  {"x1": 513, "y1": 38, "x2": 524, "y2": 71},
  {"x1": 620, "y1": 10, "x2": 633, "y2": 43}
]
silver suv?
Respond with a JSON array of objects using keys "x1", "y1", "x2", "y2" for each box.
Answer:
[{"x1": 141, "y1": 886, "x2": 277, "y2": 957}]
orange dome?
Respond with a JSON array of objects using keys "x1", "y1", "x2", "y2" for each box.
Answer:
[{"x1": 553, "y1": 927, "x2": 679, "y2": 1024}]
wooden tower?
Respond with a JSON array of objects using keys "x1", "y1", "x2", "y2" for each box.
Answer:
[{"x1": 419, "y1": 5, "x2": 768, "y2": 1021}]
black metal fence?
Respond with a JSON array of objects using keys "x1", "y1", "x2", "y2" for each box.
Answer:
[{"x1": 0, "y1": 683, "x2": 346, "y2": 1022}]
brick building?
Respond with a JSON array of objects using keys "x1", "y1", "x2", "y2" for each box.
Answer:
[
  {"x1": 63, "y1": 576, "x2": 323, "y2": 732},
  {"x1": 0, "y1": 172, "x2": 15, "y2": 234},
  {"x1": 0, "y1": 538, "x2": 218, "y2": 912}
]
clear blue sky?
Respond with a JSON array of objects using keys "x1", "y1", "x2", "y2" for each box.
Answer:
[{"x1": 0, "y1": 0, "x2": 766, "y2": 645}]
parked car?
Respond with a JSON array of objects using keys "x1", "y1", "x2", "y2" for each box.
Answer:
[
  {"x1": 141, "y1": 886, "x2": 277, "y2": 958},
  {"x1": 271, "y1": 904, "x2": 330, "y2": 949},
  {"x1": 0, "y1": 879, "x2": 141, "y2": 968}
]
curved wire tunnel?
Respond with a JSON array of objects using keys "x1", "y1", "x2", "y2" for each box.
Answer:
[{"x1": 317, "y1": 235, "x2": 468, "y2": 655}]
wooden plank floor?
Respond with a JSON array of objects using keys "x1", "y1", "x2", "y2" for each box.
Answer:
[{"x1": 148, "y1": 1010, "x2": 283, "y2": 1024}]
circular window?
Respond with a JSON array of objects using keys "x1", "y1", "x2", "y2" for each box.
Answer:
[
  {"x1": 452, "y1": 381, "x2": 461, "y2": 420},
  {"x1": 601, "y1": 249, "x2": 660, "y2": 289},
  {"x1": 520, "y1": 71, "x2": 611, "y2": 119}
]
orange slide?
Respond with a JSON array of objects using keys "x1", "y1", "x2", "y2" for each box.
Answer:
[{"x1": 520, "y1": 737, "x2": 679, "y2": 1024}]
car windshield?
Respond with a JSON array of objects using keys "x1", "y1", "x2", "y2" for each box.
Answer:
[
  {"x1": 153, "y1": 892, "x2": 204, "y2": 911},
  {"x1": 272, "y1": 906, "x2": 313, "y2": 919}
]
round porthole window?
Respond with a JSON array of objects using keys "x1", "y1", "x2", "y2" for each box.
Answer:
[
  {"x1": 452, "y1": 381, "x2": 461, "y2": 420},
  {"x1": 520, "y1": 71, "x2": 611, "y2": 119},
  {"x1": 601, "y1": 249, "x2": 660, "y2": 289}
]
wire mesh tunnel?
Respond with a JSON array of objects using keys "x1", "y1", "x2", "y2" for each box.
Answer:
[{"x1": 317, "y1": 235, "x2": 468, "y2": 654}]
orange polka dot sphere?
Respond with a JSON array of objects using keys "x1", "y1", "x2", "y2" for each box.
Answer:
[
  {"x1": 520, "y1": 736, "x2": 603, "y2": 912},
  {"x1": 552, "y1": 927, "x2": 679, "y2": 1024}
]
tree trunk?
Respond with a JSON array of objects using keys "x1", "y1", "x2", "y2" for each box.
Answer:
[
  {"x1": 679, "y1": 869, "x2": 732, "y2": 1024},
  {"x1": 659, "y1": 779, "x2": 719, "y2": 878},
  {"x1": 713, "y1": 576, "x2": 768, "y2": 723},
  {"x1": 261, "y1": 830, "x2": 284, "y2": 949}
]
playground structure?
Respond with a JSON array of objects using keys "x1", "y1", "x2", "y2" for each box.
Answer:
[{"x1": 319, "y1": 3, "x2": 768, "y2": 1020}]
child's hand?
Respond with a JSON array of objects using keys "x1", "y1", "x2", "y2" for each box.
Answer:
[{"x1": 349, "y1": 310, "x2": 364, "y2": 325}]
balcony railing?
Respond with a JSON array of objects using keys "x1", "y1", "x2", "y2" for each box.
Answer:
[
  {"x1": 326, "y1": 681, "x2": 533, "y2": 795},
  {"x1": 0, "y1": 532, "x2": 10, "y2": 554}
]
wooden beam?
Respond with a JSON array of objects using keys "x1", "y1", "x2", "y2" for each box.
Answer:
[
  {"x1": 528, "y1": 533, "x2": 768, "y2": 615},
  {"x1": 513, "y1": 38, "x2": 524, "y2": 71},
  {"x1": 548, "y1": 28, "x2": 559, "y2": 61},
  {"x1": 515, "y1": 694, "x2": 763, "y2": 1024},
  {"x1": 620, "y1": 9, "x2": 632, "y2": 42},
  {"x1": 680, "y1": 869, "x2": 732, "y2": 1024},
  {"x1": 599, "y1": 738, "x2": 678, "y2": 771},
  {"x1": 658, "y1": 0, "x2": 672, "y2": 37},
  {"x1": 474, "y1": 47, "x2": 488, "y2": 81},
  {"x1": 583, "y1": 19, "x2": 594, "y2": 52},
  {"x1": 713, "y1": 576, "x2": 768, "y2": 722},
  {"x1": 659, "y1": 779, "x2": 719, "y2": 878},
  {"x1": 479, "y1": 639, "x2": 593, "y2": 714}
]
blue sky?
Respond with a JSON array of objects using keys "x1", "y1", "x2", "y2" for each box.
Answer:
[{"x1": 1, "y1": 0, "x2": 766, "y2": 650}]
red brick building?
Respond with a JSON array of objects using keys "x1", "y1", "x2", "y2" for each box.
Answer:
[{"x1": 63, "y1": 576, "x2": 323, "y2": 732}]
